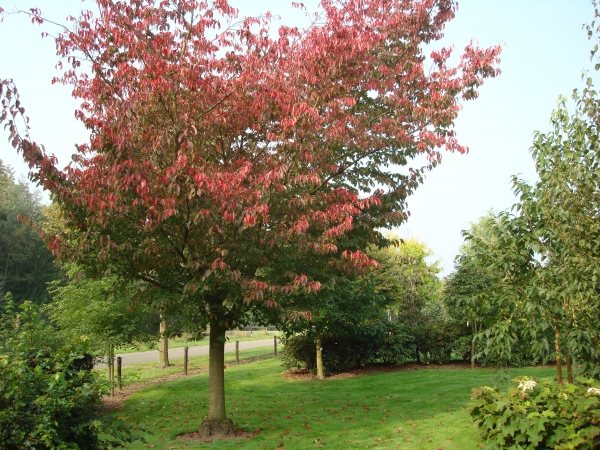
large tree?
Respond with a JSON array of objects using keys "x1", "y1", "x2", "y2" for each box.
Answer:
[
  {"x1": 462, "y1": 87, "x2": 600, "y2": 382},
  {"x1": 0, "y1": 0, "x2": 500, "y2": 435}
]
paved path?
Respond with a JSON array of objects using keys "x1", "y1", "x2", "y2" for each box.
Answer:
[{"x1": 96, "y1": 338, "x2": 277, "y2": 368}]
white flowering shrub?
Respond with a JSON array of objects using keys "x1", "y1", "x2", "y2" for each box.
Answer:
[
  {"x1": 517, "y1": 379, "x2": 537, "y2": 392},
  {"x1": 470, "y1": 376, "x2": 600, "y2": 449},
  {"x1": 588, "y1": 387, "x2": 600, "y2": 396}
]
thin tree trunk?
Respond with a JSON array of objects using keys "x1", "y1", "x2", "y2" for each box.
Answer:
[
  {"x1": 471, "y1": 319, "x2": 477, "y2": 370},
  {"x1": 553, "y1": 321, "x2": 563, "y2": 385},
  {"x1": 563, "y1": 299, "x2": 573, "y2": 384},
  {"x1": 566, "y1": 349, "x2": 573, "y2": 384},
  {"x1": 108, "y1": 345, "x2": 115, "y2": 397},
  {"x1": 158, "y1": 315, "x2": 169, "y2": 368},
  {"x1": 316, "y1": 331, "x2": 324, "y2": 380},
  {"x1": 199, "y1": 321, "x2": 234, "y2": 437}
]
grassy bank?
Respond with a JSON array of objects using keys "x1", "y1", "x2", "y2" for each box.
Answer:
[
  {"x1": 115, "y1": 358, "x2": 556, "y2": 449},
  {"x1": 117, "y1": 329, "x2": 281, "y2": 354},
  {"x1": 102, "y1": 346, "x2": 278, "y2": 385}
]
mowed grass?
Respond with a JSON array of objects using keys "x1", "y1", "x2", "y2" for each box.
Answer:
[
  {"x1": 115, "y1": 358, "x2": 556, "y2": 449},
  {"x1": 102, "y1": 347, "x2": 277, "y2": 384},
  {"x1": 117, "y1": 330, "x2": 281, "y2": 354}
]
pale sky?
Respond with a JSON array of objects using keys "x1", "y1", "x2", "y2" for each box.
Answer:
[{"x1": 0, "y1": 0, "x2": 596, "y2": 276}]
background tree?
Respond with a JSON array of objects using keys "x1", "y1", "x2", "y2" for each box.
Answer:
[
  {"x1": 462, "y1": 86, "x2": 600, "y2": 381},
  {"x1": 369, "y1": 238, "x2": 462, "y2": 364},
  {"x1": 443, "y1": 214, "x2": 500, "y2": 368},
  {"x1": 0, "y1": 160, "x2": 61, "y2": 307},
  {"x1": 46, "y1": 266, "x2": 156, "y2": 386},
  {"x1": 369, "y1": 238, "x2": 441, "y2": 321},
  {"x1": 509, "y1": 86, "x2": 600, "y2": 381},
  {"x1": 278, "y1": 275, "x2": 389, "y2": 378},
  {"x1": 0, "y1": 0, "x2": 500, "y2": 435}
]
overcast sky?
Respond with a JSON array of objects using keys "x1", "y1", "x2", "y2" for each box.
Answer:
[{"x1": 0, "y1": 0, "x2": 596, "y2": 276}]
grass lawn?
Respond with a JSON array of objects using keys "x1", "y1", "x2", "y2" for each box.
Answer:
[
  {"x1": 102, "y1": 347, "x2": 278, "y2": 384},
  {"x1": 117, "y1": 330, "x2": 281, "y2": 354},
  {"x1": 114, "y1": 358, "x2": 556, "y2": 449}
]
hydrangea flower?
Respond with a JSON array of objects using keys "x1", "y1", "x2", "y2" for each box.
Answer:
[
  {"x1": 587, "y1": 387, "x2": 600, "y2": 396},
  {"x1": 518, "y1": 380, "x2": 537, "y2": 392}
]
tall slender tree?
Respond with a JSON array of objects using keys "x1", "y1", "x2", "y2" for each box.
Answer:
[
  {"x1": 1, "y1": 0, "x2": 500, "y2": 435},
  {"x1": 443, "y1": 214, "x2": 501, "y2": 369}
]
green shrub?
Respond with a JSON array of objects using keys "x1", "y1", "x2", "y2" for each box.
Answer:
[
  {"x1": 409, "y1": 321, "x2": 462, "y2": 364},
  {"x1": 452, "y1": 335, "x2": 473, "y2": 362},
  {"x1": 0, "y1": 299, "x2": 141, "y2": 449},
  {"x1": 375, "y1": 322, "x2": 414, "y2": 365},
  {"x1": 281, "y1": 321, "x2": 418, "y2": 373},
  {"x1": 470, "y1": 376, "x2": 600, "y2": 449},
  {"x1": 476, "y1": 336, "x2": 539, "y2": 368},
  {"x1": 281, "y1": 332, "x2": 379, "y2": 375},
  {"x1": 452, "y1": 330, "x2": 540, "y2": 368}
]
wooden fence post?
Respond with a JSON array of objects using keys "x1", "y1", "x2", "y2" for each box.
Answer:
[
  {"x1": 184, "y1": 346, "x2": 189, "y2": 375},
  {"x1": 117, "y1": 357, "x2": 122, "y2": 391},
  {"x1": 236, "y1": 340, "x2": 240, "y2": 364},
  {"x1": 274, "y1": 336, "x2": 277, "y2": 356}
]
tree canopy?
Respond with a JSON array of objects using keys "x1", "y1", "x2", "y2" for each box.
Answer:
[
  {"x1": 0, "y1": 0, "x2": 501, "y2": 435},
  {"x1": 46, "y1": 265, "x2": 155, "y2": 360},
  {"x1": 458, "y1": 86, "x2": 600, "y2": 381},
  {"x1": 369, "y1": 237, "x2": 442, "y2": 320}
]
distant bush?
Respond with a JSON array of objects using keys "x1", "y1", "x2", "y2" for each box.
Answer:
[
  {"x1": 470, "y1": 376, "x2": 600, "y2": 449},
  {"x1": 409, "y1": 321, "x2": 461, "y2": 364},
  {"x1": 281, "y1": 321, "x2": 417, "y2": 374},
  {"x1": 476, "y1": 335, "x2": 538, "y2": 368},
  {"x1": 0, "y1": 298, "x2": 141, "y2": 449},
  {"x1": 281, "y1": 332, "x2": 379, "y2": 375},
  {"x1": 401, "y1": 302, "x2": 464, "y2": 364},
  {"x1": 374, "y1": 322, "x2": 414, "y2": 365},
  {"x1": 451, "y1": 333, "x2": 539, "y2": 368}
]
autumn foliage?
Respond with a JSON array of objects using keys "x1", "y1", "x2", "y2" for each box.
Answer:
[{"x1": 1, "y1": 0, "x2": 500, "y2": 432}]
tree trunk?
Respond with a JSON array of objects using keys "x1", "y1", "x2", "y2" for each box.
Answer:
[
  {"x1": 158, "y1": 315, "x2": 170, "y2": 368},
  {"x1": 566, "y1": 350, "x2": 573, "y2": 384},
  {"x1": 199, "y1": 321, "x2": 234, "y2": 437},
  {"x1": 471, "y1": 319, "x2": 477, "y2": 370},
  {"x1": 108, "y1": 345, "x2": 115, "y2": 397},
  {"x1": 316, "y1": 331, "x2": 324, "y2": 380},
  {"x1": 553, "y1": 321, "x2": 563, "y2": 385}
]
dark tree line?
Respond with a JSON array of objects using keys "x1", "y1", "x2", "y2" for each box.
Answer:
[{"x1": 0, "y1": 160, "x2": 62, "y2": 308}]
